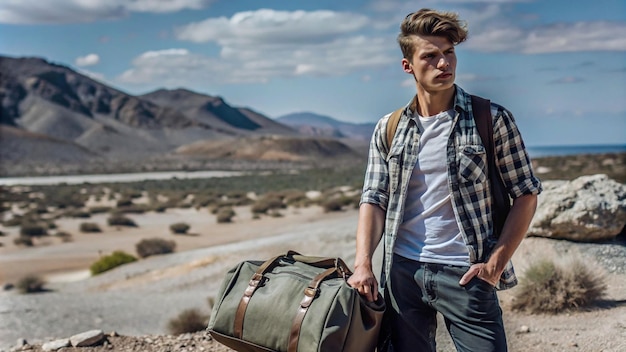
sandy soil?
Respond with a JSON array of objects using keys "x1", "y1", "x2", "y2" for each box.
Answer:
[
  {"x1": 1, "y1": 205, "x2": 625, "y2": 351},
  {"x1": 0, "y1": 205, "x2": 326, "y2": 285}
]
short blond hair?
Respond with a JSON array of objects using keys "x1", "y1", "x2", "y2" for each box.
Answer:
[{"x1": 397, "y1": 8, "x2": 468, "y2": 59}]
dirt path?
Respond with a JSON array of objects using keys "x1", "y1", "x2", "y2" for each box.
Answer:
[{"x1": 2, "y1": 207, "x2": 625, "y2": 351}]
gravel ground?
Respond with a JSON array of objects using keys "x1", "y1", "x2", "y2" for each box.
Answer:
[
  {"x1": 0, "y1": 211, "x2": 367, "y2": 351},
  {"x1": 2, "y1": 210, "x2": 625, "y2": 352}
]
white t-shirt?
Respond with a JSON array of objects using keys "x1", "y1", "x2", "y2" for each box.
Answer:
[{"x1": 393, "y1": 109, "x2": 470, "y2": 266}]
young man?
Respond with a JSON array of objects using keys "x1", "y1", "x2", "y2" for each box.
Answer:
[{"x1": 347, "y1": 9, "x2": 542, "y2": 352}]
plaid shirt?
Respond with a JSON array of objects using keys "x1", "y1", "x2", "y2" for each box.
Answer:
[{"x1": 361, "y1": 85, "x2": 542, "y2": 290}]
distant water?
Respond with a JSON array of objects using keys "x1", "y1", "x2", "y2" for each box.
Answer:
[
  {"x1": 0, "y1": 170, "x2": 244, "y2": 186},
  {"x1": 526, "y1": 144, "x2": 626, "y2": 158}
]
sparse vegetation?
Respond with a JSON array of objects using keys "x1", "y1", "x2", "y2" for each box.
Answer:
[
  {"x1": 88, "y1": 206, "x2": 112, "y2": 214},
  {"x1": 16, "y1": 275, "x2": 46, "y2": 294},
  {"x1": 79, "y1": 222, "x2": 102, "y2": 233},
  {"x1": 216, "y1": 207, "x2": 236, "y2": 223},
  {"x1": 107, "y1": 214, "x2": 138, "y2": 227},
  {"x1": 13, "y1": 236, "x2": 34, "y2": 247},
  {"x1": 54, "y1": 231, "x2": 73, "y2": 242},
  {"x1": 19, "y1": 223, "x2": 48, "y2": 237},
  {"x1": 169, "y1": 222, "x2": 190, "y2": 235},
  {"x1": 251, "y1": 193, "x2": 286, "y2": 214},
  {"x1": 167, "y1": 308, "x2": 209, "y2": 335},
  {"x1": 321, "y1": 198, "x2": 343, "y2": 212},
  {"x1": 66, "y1": 209, "x2": 91, "y2": 218},
  {"x1": 512, "y1": 259, "x2": 607, "y2": 314},
  {"x1": 136, "y1": 238, "x2": 176, "y2": 258},
  {"x1": 90, "y1": 251, "x2": 138, "y2": 275}
]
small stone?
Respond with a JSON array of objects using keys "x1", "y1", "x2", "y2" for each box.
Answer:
[
  {"x1": 41, "y1": 339, "x2": 70, "y2": 351},
  {"x1": 15, "y1": 339, "x2": 27, "y2": 347},
  {"x1": 570, "y1": 342, "x2": 579, "y2": 347},
  {"x1": 517, "y1": 325, "x2": 531, "y2": 334}
]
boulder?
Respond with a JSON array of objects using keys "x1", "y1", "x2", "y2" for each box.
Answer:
[{"x1": 528, "y1": 174, "x2": 626, "y2": 241}]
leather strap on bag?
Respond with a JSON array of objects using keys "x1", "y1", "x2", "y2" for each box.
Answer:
[
  {"x1": 288, "y1": 265, "x2": 341, "y2": 352},
  {"x1": 233, "y1": 253, "x2": 289, "y2": 339},
  {"x1": 234, "y1": 252, "x2": 351, "y2": 343}
]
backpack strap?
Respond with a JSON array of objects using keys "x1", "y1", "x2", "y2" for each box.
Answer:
[
  {"x1": 384, "y1": 96, "x2": 417, "y2": 152},
  {"x1": 471, "y1": 95, "x2": 511, "y2": 238},
  {"x1": 384, "y1": 107, "x2": 404, "y2": 152}
]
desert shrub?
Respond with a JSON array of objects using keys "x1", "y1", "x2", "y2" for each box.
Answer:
[
  {"x1": 251, "y1": 195, "x2": 285, "y2": 214},
  {"x1": 0, "y1": 230, "x2": 5, "y2": 237},
  {"x1": 3, "y1": 216, "x2": 23, "y2": 227},
  {"x1": 66, "y1": 209, "x2": 91, "y2": 218},
  {"x1": 46, "y1": 221, "x2": 57, "y2": 229},
  {"x1": 90, "y1": 251, "x2": 137, "y2": 275},
  {"x1": 13, "y1": 236, "x2": 34, "y2": 247},
  {"x1": 170, "y1": 222, "x2": 190, "y2": 234},
  {"x1": 16, "y1": 275, "x2": 46, "y2": 294},
  {"x1": 79, "y1": 222, "x2": 102, "y2": 233},
  {"x1": 321, "y1": 198, "x2": 343, "y2": 212},
  {"x1": 114, "y1": 205, "x2": 147, "y2": 214},
  {"x1": 269, "y1": 209, "x2": 283, "y2": 218},
  {"x1": 55, "y1": 231, "x2": 73, "y2": 242},
  {"x1": 116, "y1": 198, "x2": 133, "y2": 207},
  {"x1": 88, "y1": 206, "x2": 112, "y2": 214},
  {"x1": 107, "y1": 215, "x2": 138, "y2": 227},
  {"x1": 152, "y1": 204, "x2": 168, "y2": 213},
  {"x1": 167, "y1": 308, "x2": 209, "y2": 335},
  {"x1": 136, "y1": 238, "x2": 176, "y2": 258},
  {"x1": 125, "y1": 190, "x2": 143, "y2": 199},
  {"x1": 283, "y1": 190, "x2": 310, "y2": 207},
  {"x1": 33, "y1": 205, "x2": 49, "y2": 214},
  {"x1": 216, "y1": 207, "x2": 236, "y2": 223},
  {"x1": 512, "y1": 259, "x2": 607, "y2": 314},
  {"x1": 19, "y1": 224, "x2": 48, "y2": 237}
]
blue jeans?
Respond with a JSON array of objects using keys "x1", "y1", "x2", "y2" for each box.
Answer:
[{"x1": 385, "y1": 254, "x2": 507, "y2": 352}]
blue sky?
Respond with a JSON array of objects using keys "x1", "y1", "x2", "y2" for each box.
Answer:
[{"x1": 1, "y1": 0, "x2": 625, "y2": 146}]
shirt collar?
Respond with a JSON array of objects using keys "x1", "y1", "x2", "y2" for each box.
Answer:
[
  {"x1": 453, "y1": 84, "x2": 472, "y2": 113},
  {"x1": 405, "y1": 84, "x2": 470, "y2": 116}
]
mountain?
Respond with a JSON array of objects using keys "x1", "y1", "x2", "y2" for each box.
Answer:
[
  {"x1": 176, "y1": 135, "x2": 358, "y2": 161},
  {"x1": 276, "y1": 112, "x2": 376, "y2": 141},
  {"x1": 0, "y1": 55, "x2": 359, "y2": 175},
  {"x1": 139, "y1": 88, "x2": 296, "y2": 136}
]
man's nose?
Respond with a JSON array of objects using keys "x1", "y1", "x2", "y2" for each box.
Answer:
[{"x1": 437, "y1": 57, "x2": 450, "y2": 69}]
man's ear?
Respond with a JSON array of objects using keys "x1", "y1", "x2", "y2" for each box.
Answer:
[{"x1": 402, "y1": 58, "x2": 413, "y2": 74}]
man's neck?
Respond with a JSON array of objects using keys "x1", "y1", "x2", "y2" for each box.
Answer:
[{"x1": 415, "y1": 86, "x2": 455, "y2": 117}]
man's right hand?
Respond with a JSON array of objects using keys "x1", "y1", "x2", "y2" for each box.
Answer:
[{"x1": 347, "y1": 266, "x2": 379, "y2": 302}]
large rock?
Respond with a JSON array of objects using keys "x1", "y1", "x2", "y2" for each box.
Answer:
[
  {"x1": 69, "y1": 329, "x2": 104, "y2": 347},
  {"x1": 528, "y1": 174, "x2": 626, "y2": 241}
]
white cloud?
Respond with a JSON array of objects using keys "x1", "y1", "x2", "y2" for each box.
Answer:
[
  {"x1": 118, "y1": 10, "x2": 396, "y2": 86},
  {"x1": 468, "y1": 21, "x2": 626, "y2": 54},
  {"x1": 0, "y1": 0, "x2": 215, "y2": 24},
  {"x1": 175, "y1": 9, "x2": 369, "y2": 45},
  {"x1": 75, "y1": 53, "x2": 100, "y2": 67}
]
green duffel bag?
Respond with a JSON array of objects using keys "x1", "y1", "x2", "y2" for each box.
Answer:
[{"x1": 208, "y1": 250, "x2": 385, "y2": 352}]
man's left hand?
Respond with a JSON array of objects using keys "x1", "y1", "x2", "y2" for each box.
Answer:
[{"x1": 459, "y1": 263, "x2": 500, "y2": 287}]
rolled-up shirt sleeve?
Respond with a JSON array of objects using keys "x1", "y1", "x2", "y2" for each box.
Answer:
[
  {"x1": 360, "y1": 118, "x2": 390, "y2": 210},
  {"x1": 493, "y1": 108, "x2": 542, "y2": 198}
]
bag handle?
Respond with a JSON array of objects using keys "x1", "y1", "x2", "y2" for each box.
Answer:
[{"x1": 233, "y1": 251, "x2": 351, "y2": 339}]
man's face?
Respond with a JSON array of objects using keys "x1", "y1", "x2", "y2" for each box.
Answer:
[{"x1": 403, "y1": 35, "x2": 457, "y2": 93}]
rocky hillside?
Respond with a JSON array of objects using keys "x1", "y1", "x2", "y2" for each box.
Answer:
[
  {"x1": 0, "y1": 56, "x2": 361, "y2": 176},
  {"x1": 276, "y1": 112, "x2": 376, "y2": 141}
]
